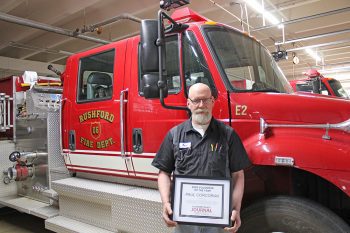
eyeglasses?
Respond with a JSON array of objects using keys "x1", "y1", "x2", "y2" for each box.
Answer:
[{"x1": 188, "y1": 97, "x2": 213, "y2": 106}]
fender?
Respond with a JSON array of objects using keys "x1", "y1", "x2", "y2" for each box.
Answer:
[{"x1": 243, "y1": 127, "x2": 350, "y2": 196}]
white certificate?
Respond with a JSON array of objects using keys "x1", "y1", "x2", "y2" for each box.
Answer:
[{"x1": 172, "y1": 175, "x2": 232, "y2": 227}]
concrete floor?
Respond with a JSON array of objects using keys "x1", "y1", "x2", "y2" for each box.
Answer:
[{"x1": 0, "y1": 207, "x2": 53, "y2": 233}]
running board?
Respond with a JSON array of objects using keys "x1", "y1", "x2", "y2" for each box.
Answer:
[
  {"x1": 0, "y1": 195, "x2": 58, "y2": 219},
  {"x1": 46, "y1": 216, "x2": 115, "y2": 233},
  {"x1": 49, "y1": 177, "x2": 172, "y2": 233}
]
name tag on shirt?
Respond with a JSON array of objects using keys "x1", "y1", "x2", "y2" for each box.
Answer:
[{"x1": 179, "y1": 142, "x2": 191, "y2": 149}]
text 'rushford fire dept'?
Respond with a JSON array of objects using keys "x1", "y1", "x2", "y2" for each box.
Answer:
[{"x1": 78, "y1": 110, "x2": 115, "y2": 149}]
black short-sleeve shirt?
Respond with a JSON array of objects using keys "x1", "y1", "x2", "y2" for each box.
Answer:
[{"x1": 152, "y1": 118, "x2": 251, "y2": 177}]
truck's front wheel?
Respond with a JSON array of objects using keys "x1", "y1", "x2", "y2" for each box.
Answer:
[{"x1": 239, "y1": 196, "x2": 350, "y2": 233}]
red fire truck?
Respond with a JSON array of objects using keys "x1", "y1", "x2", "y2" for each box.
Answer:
[
  {"x1": 0, "y1": 2, "x2": 349, "y2": 233},
  {"x1": 290, "y1": 69, "x2": 349, "y2": 99}
]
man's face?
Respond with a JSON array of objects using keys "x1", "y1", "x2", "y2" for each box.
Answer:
[
  {"x1": 187, "y1": 84, "x2": 214, "y2": 125},
  {"x1": 97, "y1": 87, "x2": 105, "y2": 97}
]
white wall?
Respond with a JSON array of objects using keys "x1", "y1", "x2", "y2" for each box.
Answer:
[{"x1": 0, "y1": 56, "x2": 65, "y2": 78}]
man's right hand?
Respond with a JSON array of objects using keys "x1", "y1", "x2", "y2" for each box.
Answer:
[{"x1": 162, "y1": 202, "x2": 177, "y2": 227}]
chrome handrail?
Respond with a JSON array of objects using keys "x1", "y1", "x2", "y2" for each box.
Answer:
[
  {"x1": 120, "y1": 89, "x2": 128, "y2": 158},
  {"x1": 260, "y1": 118, "x2": 350, "y2": 140}
]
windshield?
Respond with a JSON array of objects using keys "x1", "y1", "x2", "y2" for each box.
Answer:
[
  {"x1": 328, "y1": 79, "x2": 349, "y2": 99},
  {"x1": 203, "y1": 26, "x2": 293, "y2": 93}
]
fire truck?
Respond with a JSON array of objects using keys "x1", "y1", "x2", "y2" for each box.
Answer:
[
  {"x1": 0, "y1": 1, "x2": 350, "y2": 233},
  {"x1": 289, "y1": 69, "x2": 350, "y2": 99}
]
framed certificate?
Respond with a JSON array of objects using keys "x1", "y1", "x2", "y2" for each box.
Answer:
[{"x1": 171, "y1": 175, "x2": 232, "y2": 227}]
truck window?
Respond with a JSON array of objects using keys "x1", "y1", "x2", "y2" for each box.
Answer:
[
  {"x1": 77, "y1": 49, "x2": 114, "y2": 102},
  {"x1": 203, "y1": 26, "x2": 293, "y2": 94},
  {"x1": 328, "y1": 79, "x2": 350, "y2": 99},
  {"x1": 182, "y1": 31, "x2": 217, "y2": 97},
  {"x1": 165, "y1": 35, "x2": 181, "y2": 93}
]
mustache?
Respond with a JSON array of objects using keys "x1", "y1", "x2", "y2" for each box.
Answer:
[{"x1": 193, "y1": 109, "x2": 209, "y2": 114}]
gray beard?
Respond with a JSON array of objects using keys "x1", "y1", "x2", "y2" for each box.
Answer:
[{"x1": 192, "y1": 112, "x2": 212, "y2": 125}]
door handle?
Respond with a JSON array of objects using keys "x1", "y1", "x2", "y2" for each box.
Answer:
[
  {"x1": 132, "y1": 128, "x2": 143, "y2": 154},
  {"x1": 69, "y1": 130, "x2": 76, "y2": 150}
]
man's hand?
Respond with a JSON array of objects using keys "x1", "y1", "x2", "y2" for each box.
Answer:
[
  {"x1": 224, "y1": 210, "x2": 241, "y2": 232},
  {"x1": 162, "y1": 202, "x2": 177, "y2": 227}
]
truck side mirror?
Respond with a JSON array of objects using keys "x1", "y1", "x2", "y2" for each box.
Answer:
[
  {"x1": 139, "y1": 10, "x2": 186, "y2": 112},
  {"x1": 140, "y1": 18, "x2": 168, "y2": 99},
  {"x1": 140, "y1": 20, "x2": 159, "y2": 73},
  {"x1": 142, "y1": 74, "x2": 168, "y2": 99},
  {"x1": 312, "y1": 78, "x2": 321, "y2": 94}
]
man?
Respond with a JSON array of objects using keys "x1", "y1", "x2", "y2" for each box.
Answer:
[
  {"x1": 152, "y1": 83, "x2": 251, "y2": 233},
  {"x1": 95, "y1": 85, "x2": 107, "y2": 98}
]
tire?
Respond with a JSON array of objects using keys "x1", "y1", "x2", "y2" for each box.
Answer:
[{"x1": 239, "y1": 196, "x2": 350, "y2": 233}]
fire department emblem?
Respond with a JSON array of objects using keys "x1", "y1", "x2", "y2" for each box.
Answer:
[{"x1": 90, "y1": 122, "x2": 101, "y2": 139}]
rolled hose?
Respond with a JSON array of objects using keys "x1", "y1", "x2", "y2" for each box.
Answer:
[{"x1": 32, "y1": 84, "x2": 63, "y2": 94}]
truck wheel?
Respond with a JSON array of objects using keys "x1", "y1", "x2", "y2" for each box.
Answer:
[{"x1": 239, "y1": 196, "x2": 350, "y2": 233}]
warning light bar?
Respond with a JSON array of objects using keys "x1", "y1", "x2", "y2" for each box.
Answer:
[{"x1": 160, "y1": 0, "x2": 190, "y2": 11}]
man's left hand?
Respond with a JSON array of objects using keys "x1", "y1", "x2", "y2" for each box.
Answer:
[{"x1": 224, "y1": 210, "x2": 241, "y2": 232}]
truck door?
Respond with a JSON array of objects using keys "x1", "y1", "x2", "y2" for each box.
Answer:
[
  {"x1": 123, "y1": 31, "x2": 224, "y2": 181},
  {"x1": 64, "y1": 43, "x2": 128, "y2": 176},
  {"x1": 123, "y1": 35, "x2": 188, "y2": 180}
]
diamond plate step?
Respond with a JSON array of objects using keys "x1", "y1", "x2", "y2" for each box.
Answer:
[
  {"x1": 46, "y1": 216, "x2": 115, "y2": 233},
  {"x1": 52, "y1": 177, "x2": 172, "y2": 233},
  {"x1": 0, "y1": 195, "x2": 58, "y2": 219}
]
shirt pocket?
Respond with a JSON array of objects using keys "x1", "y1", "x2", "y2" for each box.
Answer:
[
  {"x1": 174, "y1": 146, "x2": 194, "y2": 174},
  {"x1": 209, "y1": 145, "x2": 228, "y2": 177}
]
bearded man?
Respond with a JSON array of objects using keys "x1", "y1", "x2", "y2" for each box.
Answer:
[{"x1": 152, "y1": 83, "x2": 251, "y2": 233}]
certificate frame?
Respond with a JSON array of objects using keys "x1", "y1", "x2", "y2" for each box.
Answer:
[{"x1": 171, "y1": 175, "x2": 232, "y2": 227}]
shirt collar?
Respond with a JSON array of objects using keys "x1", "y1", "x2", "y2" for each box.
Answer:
[{"x1": 184, "y1": 117, "x2": 218, "y2": 134}]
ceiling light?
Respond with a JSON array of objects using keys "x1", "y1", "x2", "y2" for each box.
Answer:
[
  {"x1": 243, "y1": 0, "x2": 283, "y2": 27},
  {"x1": 305, "y1": 48, "x2": 321, "y2": 62},
  {"x1": 9, "y1": 41, "x2": 72, "y2": 56},
  {"x1": 320, "y1": 66, "x2": 350, "y2": 74}
]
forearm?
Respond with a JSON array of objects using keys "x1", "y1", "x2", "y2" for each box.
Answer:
[
  {"x1": 158, "y1": 170, "x2": 172, "y2": 204},
  {"x1": 231, "y1": 170, "x2": 245, "y2": 212}
]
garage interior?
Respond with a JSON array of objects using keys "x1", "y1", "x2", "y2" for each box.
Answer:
[{"x1": 0, "y1": 1, "x2": 350, "y2": 233}]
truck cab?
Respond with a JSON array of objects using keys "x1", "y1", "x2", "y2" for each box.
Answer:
[
  {"x1": 61, "y1": 7, "x2": 296, "y2": 184},
  {"x1": 290, "y1": 69, "x2": 349, "y2": 99}
]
